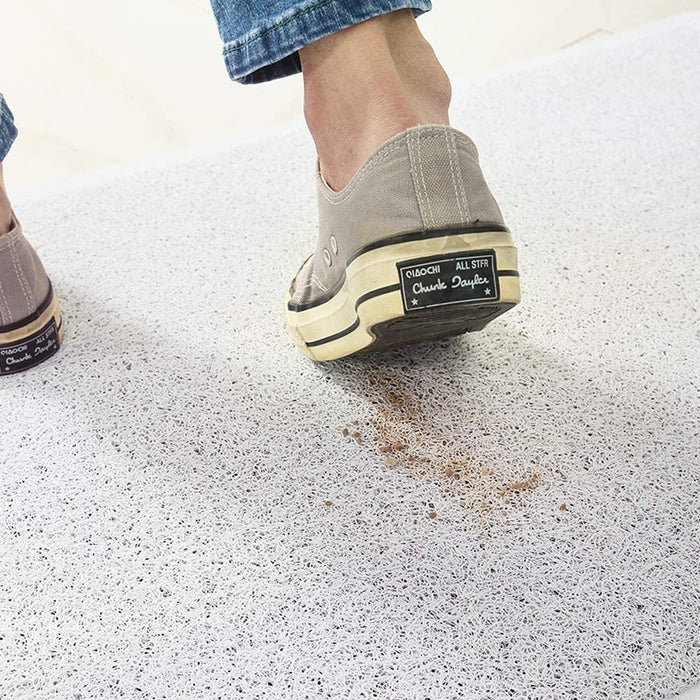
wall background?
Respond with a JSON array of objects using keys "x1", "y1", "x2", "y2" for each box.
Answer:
[{"x1": 0, "y1": 0, "x2": 697, "y2": 187}]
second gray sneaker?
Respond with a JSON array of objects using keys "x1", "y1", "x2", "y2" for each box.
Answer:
[
  {"x1": 286, "y1": 124, "x2": 520, "y2": 361},
  {"x1": 0, "y1": 214, "x2": 62, "y2": 374}
]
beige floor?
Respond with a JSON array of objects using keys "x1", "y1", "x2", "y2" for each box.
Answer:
[{"x1": 0, "y1": 0, "x2": 698, "y2": 188}]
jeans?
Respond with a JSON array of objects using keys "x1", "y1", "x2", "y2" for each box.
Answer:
[
  {"x1": 209, "y1": 0, "x2": 432, "y2": 84},
  {"x1": 0, "y1": 94, "x2": 17, "y2": 162}
]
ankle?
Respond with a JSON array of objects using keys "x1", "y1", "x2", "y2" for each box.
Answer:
[
  {"x1": 303, "y1": 73, "x2": 421, "y2": 190},
  {"x1": 300, "y1": 11, "x2": 451, "y2": 191},
  {"x1": 384, "y1": 9, "x2": 452, "y2": 121},
  {"x1": 0, "y1": 164, "x2": 12, "y2": 235},
  {"x1": 390, "y1": 33, "x2": 452, "y2": 125}
]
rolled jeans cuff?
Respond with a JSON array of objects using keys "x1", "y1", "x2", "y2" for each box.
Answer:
[
  {"x1": 0, "y1": 94, "x2": 18, "y2": 162},
  {"x1": 213, "y1": 0, "x2": 432, "y2": 84}
]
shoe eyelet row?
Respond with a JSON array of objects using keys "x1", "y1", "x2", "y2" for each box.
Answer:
[{"x1": 323, "y1": 248, "x2": 332, "y2": 267}]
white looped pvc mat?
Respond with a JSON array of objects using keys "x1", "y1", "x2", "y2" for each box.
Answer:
[{"x1": 1, "y1": 14, "x2": 699, "y2": 700}]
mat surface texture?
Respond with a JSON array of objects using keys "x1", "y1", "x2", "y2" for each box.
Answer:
[{"x1": 1, "y1": 15, "x2": 699, "y2": 700}]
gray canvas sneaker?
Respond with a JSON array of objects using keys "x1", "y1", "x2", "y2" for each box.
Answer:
[
  {"x1": 0, "y1": 214, "x2": 62, "y2": 374},
  {"x1": 286, "y1": 124, "x2": 520, "y2": 361}
]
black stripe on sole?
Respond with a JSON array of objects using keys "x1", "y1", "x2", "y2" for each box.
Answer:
[{"x1": 305, "y1": 284, "x2": 401, "y2": 347}]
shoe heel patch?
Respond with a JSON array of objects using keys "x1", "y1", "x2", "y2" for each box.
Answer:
[
  {"x1": 0, "y1": 317, "x2": 60, "y2": 375},
  {"x1": 397, "y1": 250, "x2": 500, "y2": 313}
]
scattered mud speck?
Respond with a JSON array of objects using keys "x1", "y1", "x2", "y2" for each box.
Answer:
[
  {"x1": 498, "y1": 473, "x2": 540, "y2": 498},
  {"x1": 428, "y1": 512, "x2": 437, "y2": 519},
  {"x1": 341, "y1": 428, "x2": 349, "y2": 437},
  {"x1": 324, "y1": 500, "x2": 333, "y2": 506},
  {"x1": 559, "y1": 503, "x2": 568, "y2": 511}
]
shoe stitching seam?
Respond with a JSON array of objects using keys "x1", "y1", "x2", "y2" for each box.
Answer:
[
  {"x1": 14, "y1": 235, "x2": 36, "y2": 310},
  {"x1": 416, "y1": 129, "x2": 435, "y2": 228},
  {"x1": 407, "y1": 131, "x2": 427, "y2": 229},
  {"x1": 9, "y1": 236, "x2": 34, "y2": 317},
  {"x1": 293, "y1": 276, "x2": 323, "y2": 295},
  {"x1": 23, "y1": 246, "x2": 37, "y2": 311},
  {"x1": 311, "y1": 274, "x2": 328, "y2": 293},
  {"x1": 446, "y1": 131, "x2": 472, "y2": 221},
  {"x1": 319, "y1": 141, "x2": 404, "y2": 204},
  {"x1": 444, "y1": 126, "x2": 465, "y2": 223},
  {"x1": 0, "y1": 228, "x2": 23, "y2": 252},
  {"x1": 0, "y1": 275, "x2": 10, "y2": 325},
  {"x1": 318, "y1": 129, "x2": 462, "y2": 205},
  {"x1": 454, "y1": 131, "x2": 472, "y2": 219}
]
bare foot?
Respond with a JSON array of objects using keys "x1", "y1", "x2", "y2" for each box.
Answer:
[
  {"x1": 299, "y1": 9, "x2": 451, "y2": 191},
  {"x1": 0, "y1": 163, "x2": 13, "y2": 235}
]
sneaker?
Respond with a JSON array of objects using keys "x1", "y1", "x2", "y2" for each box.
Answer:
[
  {"x1": 0, "y1": 214, "x2": 62, "y2": 374},
  {"x1": 286, "y1": 124, "x2": 520, "y2": 361}
]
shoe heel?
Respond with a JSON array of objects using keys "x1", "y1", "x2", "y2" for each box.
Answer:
[{"x1": 287, "y1": 227, "x2": 519, "y2": 361}]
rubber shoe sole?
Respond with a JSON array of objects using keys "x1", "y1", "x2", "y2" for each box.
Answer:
[{"x1": 286, "y1": 225, "x2": 520, "y2": 361}]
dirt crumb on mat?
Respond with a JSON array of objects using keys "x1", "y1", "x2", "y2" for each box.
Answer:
[{"x1": 499, "y1": 473, "x2": 540, "y2": 498}]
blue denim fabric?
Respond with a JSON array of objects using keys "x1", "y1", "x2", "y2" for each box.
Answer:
[
  {"x1": 210, "y1": 0, "x2": 432, "y2": 84},
  {"x1": 0, "y1": 93, "x2": 18, "y2": 162}
]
